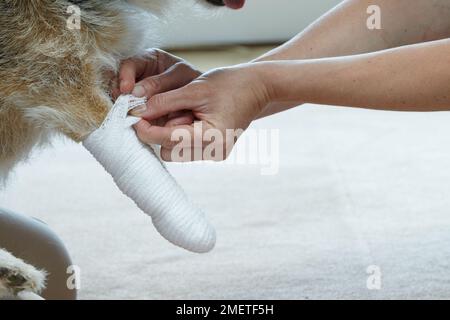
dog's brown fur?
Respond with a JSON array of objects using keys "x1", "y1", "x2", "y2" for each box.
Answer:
[{"x1": 0, "y1": 0, "x2": 216, "y2": 181}]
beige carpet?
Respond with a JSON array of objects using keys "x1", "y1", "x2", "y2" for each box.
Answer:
[{"x1": 2, "y1": 46, "x2": 450, "y2": 299}]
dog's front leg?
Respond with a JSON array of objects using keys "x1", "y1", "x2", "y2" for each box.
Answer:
[
  {"x1": 82, "y1": 95, "x2": 216, "y2": 253},
  {"x1": 24, "y1": 84, "x2": 216, "y2": 253},
  {"x1": 0, "y1": 103, "x2": 45, "y2": 182}
]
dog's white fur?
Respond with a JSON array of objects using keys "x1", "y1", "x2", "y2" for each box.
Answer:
[
  {"x1": 0, "y1": 0, "x2": 214, "y2": 182},
  {"x1": 0, "y1": 0, "x2": 220, "y2": 296},
  {"x1": 0, "y1": 248, "x2": 47, "y2": 299}
]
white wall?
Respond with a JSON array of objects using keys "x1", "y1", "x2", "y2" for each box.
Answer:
[{"x1": 160, "y1": 0, "x2": 342, "y2": 48}]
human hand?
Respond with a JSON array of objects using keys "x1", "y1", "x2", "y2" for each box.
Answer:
[
  {"x1": 132, "y1": 63, "x2": 272, "y2": 162},
  {"x1": 115, "y1": 48, "x2": 202, "y2": 98},
  {"x1": 113, "y1": 48, "x2": 202, "y2": 126}
]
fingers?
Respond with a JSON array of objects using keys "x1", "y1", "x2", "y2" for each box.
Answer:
[
  {"x1": 132, "y1": 84, "x2": 202, "y2": 120},
  {"x1": 119, "y1": 56, "x2": 156, "y2": 94},
  {"x1": 119, "y1": 49, "x2": 196, "y2": 97},
  {"x1": 119, "y1": 59, "x2": 139, "y2": 93},
  {"x1": 111, "y1": 87, "x2": 121, "y2": 101},
  {"x1": 165, "y1": 111, "x2": 195, "y2": 127},
  {"x1": 134, "y1": 119, "x2": 203, "y2": 159},
  {"x1": 134, "y1": 120, "x2": 196, "y2": 149},
  {"x1": 160, "y1": 147, "x2": 205, "y2": 162},
  {"x1": 134, "y1": 120, "x2": 228, "y2": 163},
  {"x1": 131, "y1": 62, "x2": 200, "y2": 98}
]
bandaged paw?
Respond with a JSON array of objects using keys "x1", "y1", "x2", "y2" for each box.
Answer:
[{"x1": 83, "y1": 95, "x2": 216, "y2": 253}]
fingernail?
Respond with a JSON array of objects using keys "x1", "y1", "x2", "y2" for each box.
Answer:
[
  {"x1": 120, "y1": 80, "x2": 129, "y2": 92},
  {"x1": 132, "y1": 85, "x2": 145, "y2": 97},
  {"x1": 130, "y1": 104, "x2": 147, "y2": 117}
]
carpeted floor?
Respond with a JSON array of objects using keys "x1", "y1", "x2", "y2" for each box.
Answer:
[{"x1": 2, "y1": 46, "x2": 450, "y2": 299}]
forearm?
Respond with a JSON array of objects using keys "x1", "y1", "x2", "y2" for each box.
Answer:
[
  {"x1": 259, "y1": 38, "x2": 450, "y2": 112},
  {"x1": 256, "y1": 0, "x2": 450, "y2": 62},
  {"x1": 255, "y1": 0, "x2": 450, "y2": 118}
]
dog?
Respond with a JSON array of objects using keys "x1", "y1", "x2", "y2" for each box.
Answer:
[
  {"x1": 0, "y1": 0, "x2": 246, "y2": 299},
  {"x1": 0, "y1": 0, "x2": 244, "y2": 182}
]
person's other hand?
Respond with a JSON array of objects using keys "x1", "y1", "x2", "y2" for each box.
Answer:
[
  {"x1": 113, "y1": 48, "x2": 201, "y2": 126},
  {"x1": 132, "y1": 63, "x2": 272, "y2": 162},
  {"x1": 114, "y1": 48, "x2": 202, "y2": 99}
]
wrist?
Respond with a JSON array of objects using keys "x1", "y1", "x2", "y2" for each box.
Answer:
[
  {"x1": 252, "y1": 61, "x2": 306, "y2": 105},
  {"x1": 251, "y1": 62, "x2": 278, "y2": 108}
]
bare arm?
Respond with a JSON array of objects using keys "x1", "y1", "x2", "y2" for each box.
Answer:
[
  {"x1": 258, "y1": 0, "x2": 450, "y2": 61},
  {"x1": 255, "y1": 0, "x2": 450, "y2": 117},
  {"x1": 132, "y1": 38, "x2": 450, "y2": 162},
  {"x1": 261, "y1": 38, "x2": 450, "y2": 112}
]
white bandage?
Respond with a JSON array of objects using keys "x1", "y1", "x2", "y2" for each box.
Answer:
[{"x1": 83, "y1": 95, "x2": 216, "y2": 253}]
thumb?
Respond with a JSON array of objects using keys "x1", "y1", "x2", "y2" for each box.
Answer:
[{"x1": 131, "y1": 62, "x2": 200, "y2": 99}]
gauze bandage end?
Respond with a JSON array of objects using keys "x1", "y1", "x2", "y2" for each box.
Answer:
[{"x1": 83, "y1": 95, "x2": 216, "y2": 253}]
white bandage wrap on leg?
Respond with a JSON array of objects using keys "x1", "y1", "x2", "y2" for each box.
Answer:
[{"x1": 83, "y1": 95, "x2": 216, "y2": 253}]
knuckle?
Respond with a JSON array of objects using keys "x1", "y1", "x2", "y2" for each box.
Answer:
[
  {"x1": 143, "y1": 48, "x2": 159, "y2": 60},
  {"x1": 176, "y1": 61, "x2": 201, "y2": 76},
  {"x1": 143, "y1": 76, "x2": 161, "y2": 92},
  {"x1": 147, "y1": 48, "x2": 159, "y2": 55},
  {"x1": 173, "y1": 62, "x2": 185, "y2": 70},
  {"x1": 175, "y1": 62, "x2": 191, "y2": 72},
  {"x1": 150, "y1": 93, "x2": 166, "y2": 108},
  {"x1": 136, "y1": 127, "x2": 150, "y2": 143},
  {"x1": 161, "y1": 135, "x2": 179, "y2": 149}
]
